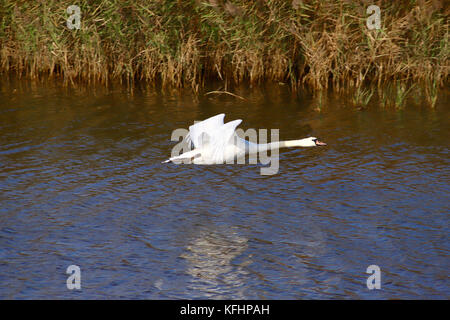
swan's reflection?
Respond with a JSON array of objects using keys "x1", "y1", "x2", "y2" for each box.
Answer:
[{"x1": 180, "y1": 228, "x2": 250, "y2": 299}]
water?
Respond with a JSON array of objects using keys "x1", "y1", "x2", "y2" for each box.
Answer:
[{"x1": 0, "y1": 79, "x2": 449, "y2": 299}]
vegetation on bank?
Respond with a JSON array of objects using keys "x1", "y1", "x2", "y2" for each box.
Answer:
[{"x1": 0, "y1": 0, "x2": 448, "y2": 102}]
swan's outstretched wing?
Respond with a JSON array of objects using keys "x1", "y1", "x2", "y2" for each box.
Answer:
[
  {"x1": 162, "y1": 149, "x2": 201, "y2": 164},
  {"x1": 186, "y1": 113, "x2": 225, "y2": 149},
  {"x1": 209, "y1": 119, "x2": 242, "y2": 163}
]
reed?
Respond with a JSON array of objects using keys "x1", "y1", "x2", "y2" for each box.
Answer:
[
  {"x1": 352, "y1": 87, "x2": 375, "y2": 108},
  {"x1": 394, "y1": 83, "x2": 410, "y2": 108},
  {"x1": 425, "y1": 77, "x2": 439, "y2": 108},
  {"x1": 0, "y1": 0, "x2": 448, "y2": 93}
]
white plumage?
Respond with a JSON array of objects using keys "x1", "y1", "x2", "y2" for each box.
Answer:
[{"x1": 163, "y1": 113, "x2": 326, "y2": 164}]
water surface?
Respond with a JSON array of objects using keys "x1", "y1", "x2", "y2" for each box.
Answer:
[{"x1": 0, "y1": 79, "x2": 449, "y2": 299}]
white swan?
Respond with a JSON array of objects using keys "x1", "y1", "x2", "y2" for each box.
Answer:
[{"x1": 163, "y1": 113, "x2": 326, "y2": 164}]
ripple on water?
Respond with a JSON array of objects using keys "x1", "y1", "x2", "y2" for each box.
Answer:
[{"x1": 0, "y1": 83, "x2": 449, "y2": 298}]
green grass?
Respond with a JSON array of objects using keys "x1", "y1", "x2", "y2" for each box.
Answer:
[{"x1": 352, "y1": 87, "x2": 375, "y2": 108}]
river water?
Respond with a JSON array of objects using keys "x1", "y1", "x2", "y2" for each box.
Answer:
[{"x1": 0, "y1": 79, "x2": 448, "y2": 299}]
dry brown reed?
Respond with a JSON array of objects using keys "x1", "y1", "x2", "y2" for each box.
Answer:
[{"x1": 0, "y1": 0, "x2": 448, "y2": 95}]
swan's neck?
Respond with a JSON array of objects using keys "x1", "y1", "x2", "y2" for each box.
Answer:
[
  {"x1": 254, "y1": 139, "x2": 313, "y2": 152},
  {"x1": 280, "y1": 140, "x2": 310, "y2": 148}
]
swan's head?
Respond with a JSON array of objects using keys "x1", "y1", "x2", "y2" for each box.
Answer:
[{"x1": 301, "y1": 137, "x2": 327, "y2": 147}]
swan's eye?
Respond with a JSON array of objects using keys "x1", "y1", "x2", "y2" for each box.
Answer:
[{"x1": 312, "y1": 138, "x2": 317, "y2": 142}]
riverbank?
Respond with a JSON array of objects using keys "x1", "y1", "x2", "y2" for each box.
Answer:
[{"x1": 0, "y1": 1, "x2": 448, "y2": 97}]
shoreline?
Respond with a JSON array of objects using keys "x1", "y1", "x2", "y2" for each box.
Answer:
[{"x1": 1, "y1": 74, "x2": 448, "y2": 110}]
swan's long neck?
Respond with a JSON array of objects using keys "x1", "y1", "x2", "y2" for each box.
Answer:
[{"x1": 248, "y1": 139, "x2": 313, "y2": 153}]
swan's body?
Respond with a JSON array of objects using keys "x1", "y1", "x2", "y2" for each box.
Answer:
[{"x1": 163, "y1": 114, "x2": 326, "y2": 164}]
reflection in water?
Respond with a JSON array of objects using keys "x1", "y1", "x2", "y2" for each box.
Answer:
[{"x1": 180, "y1": 229, "x2": 249, "y2": 299}]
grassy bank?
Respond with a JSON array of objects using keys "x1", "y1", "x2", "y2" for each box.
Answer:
[{"x1": 0, "y1": 0, "x2": 448, "y2": 95}]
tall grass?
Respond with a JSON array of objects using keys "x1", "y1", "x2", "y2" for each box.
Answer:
[
  {"x1": 0, "y1": 0, "x2": 448, "y2": 92},
  {"x1": 425, "y1": 77, "x2": 439, "y2": 108},
  {"x1": 352, "y1": 87, "x2": 375, "y2": 108}
]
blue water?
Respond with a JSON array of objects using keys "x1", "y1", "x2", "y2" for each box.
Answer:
[{"x1": 0, "y1": 80, "x2": 449, "y2": 299}]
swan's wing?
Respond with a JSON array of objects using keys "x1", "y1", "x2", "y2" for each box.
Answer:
[
  {"x1": 209, "y1": 119, "x2": 242, "y2": 162},
  {"x1": 185, "y1": 113, "x2": 225, "y2": 149},
  {"x1": 220, "y1": 119, "x2": 243, "y2": 145},
  {"x1": 162, "y1": 149, "x2": 201, "y2": 164}
]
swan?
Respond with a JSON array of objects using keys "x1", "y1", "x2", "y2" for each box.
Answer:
[{"x1": 163, "y1": 113, "x2": 326, "y2": 164}]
